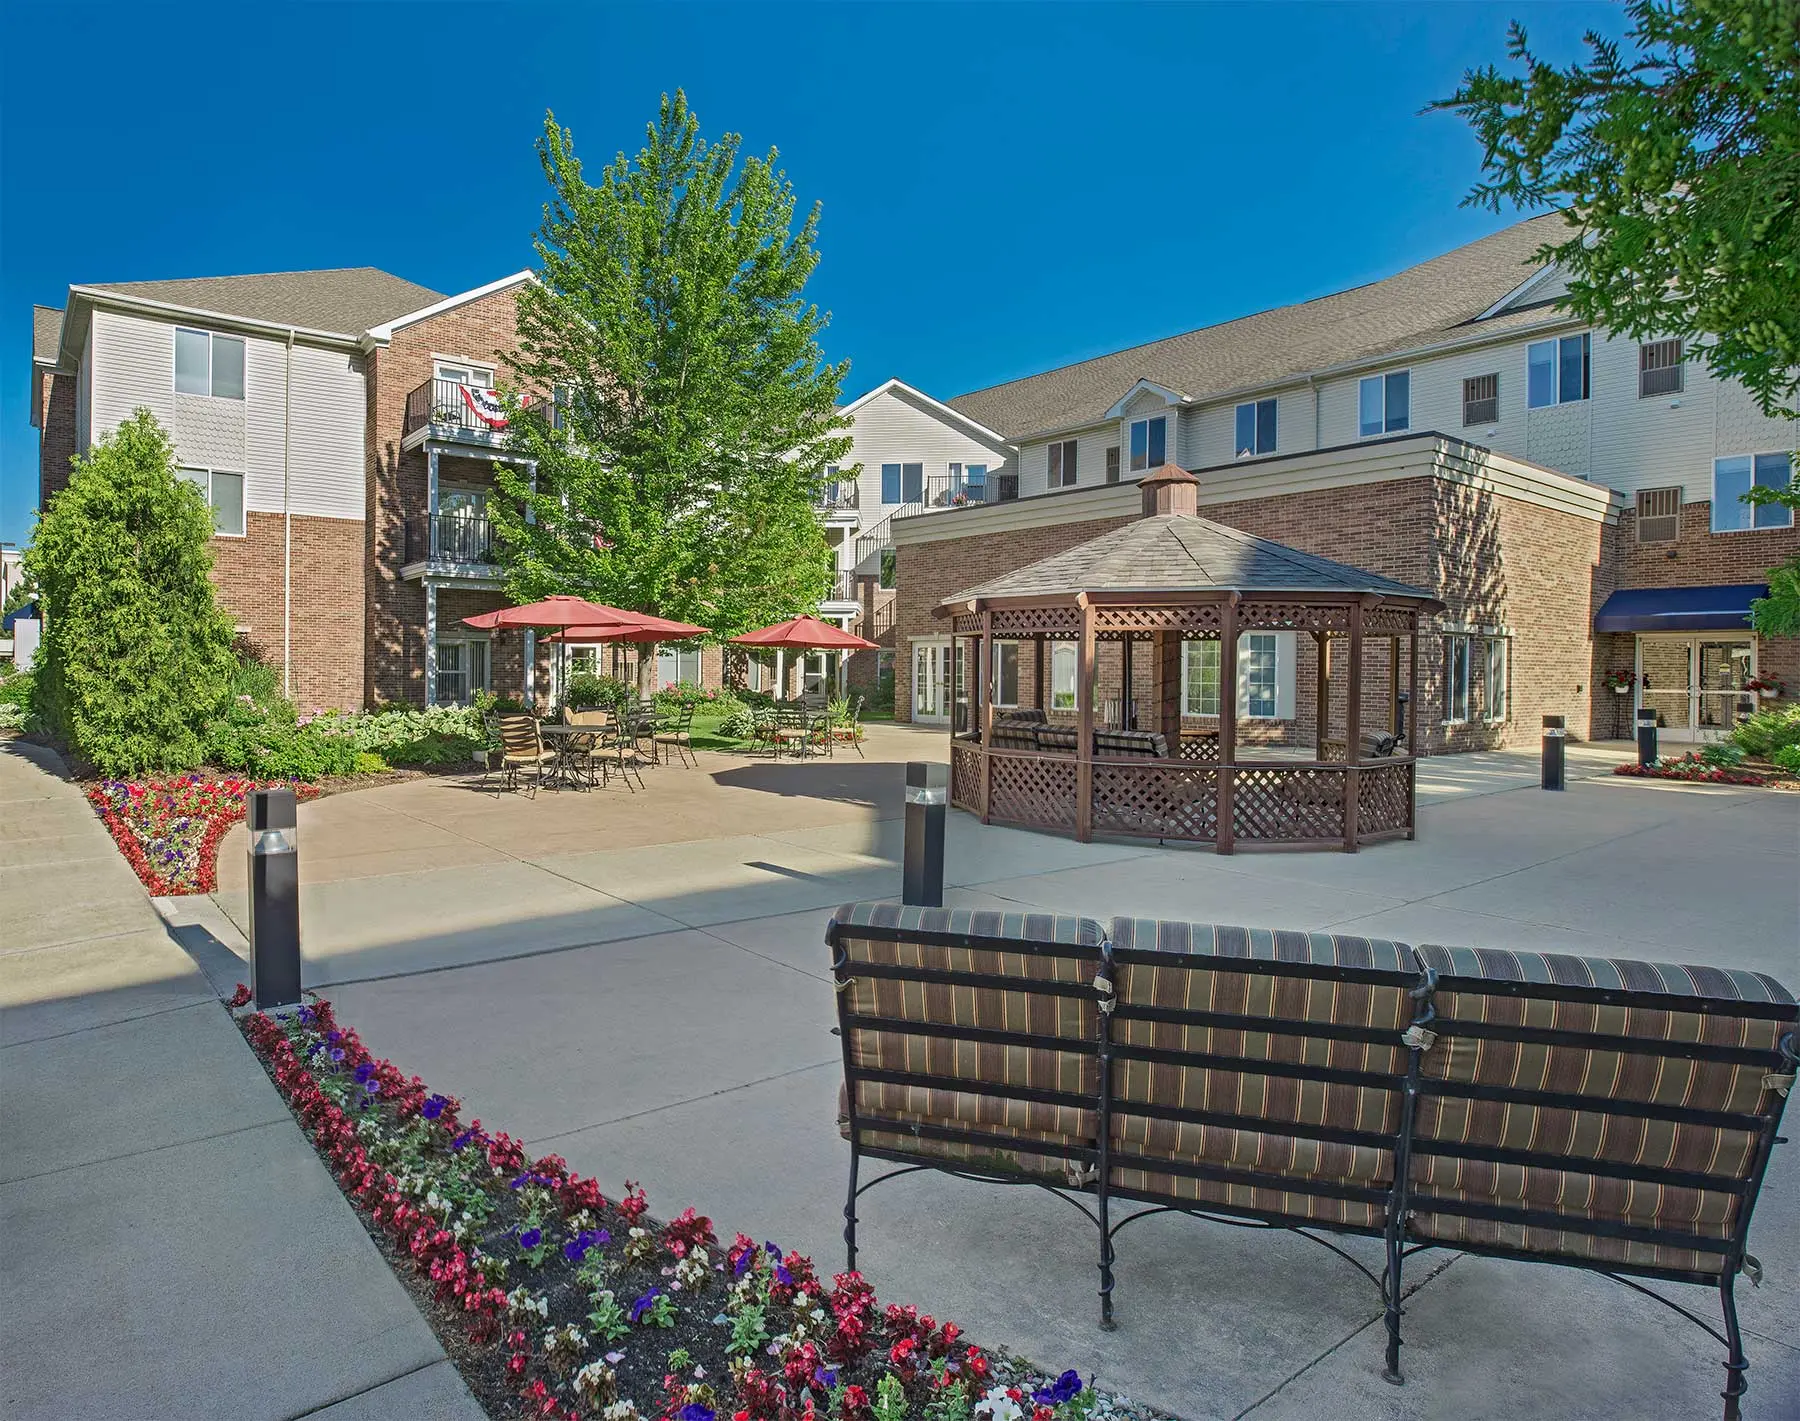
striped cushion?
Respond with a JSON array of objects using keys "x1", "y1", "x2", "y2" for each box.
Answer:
[
  {"x1": 1407, "y1": 942, "x2": 1798, "y2": 1273},
  {"x1": 1107, "y1": 920, "x2": 1419, "y2": 1228},
  {"x1": 829, "y1": 904, "x2": 1105, "y2": 1180}
]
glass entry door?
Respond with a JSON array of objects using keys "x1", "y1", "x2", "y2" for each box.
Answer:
[
  {"x1": 1636, "y1": 636, "x2": 1756, "y2": 741},
  {"x1": 912, "y1": 640, "x2": 950, "y2": 723}
]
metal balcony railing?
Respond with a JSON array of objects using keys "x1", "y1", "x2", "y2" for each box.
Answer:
[
  {"x1": 405, "y1": 514, "x2": 495, "y2": 566},
  {"x1": 815, "y1": 481, "x2": 859, "y2": 514},
  {"x1": 403, "y1": 379, "x2": 550, "y2": 439}
]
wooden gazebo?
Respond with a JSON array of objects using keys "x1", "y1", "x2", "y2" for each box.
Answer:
[{"x1": 935, "y1": 466, "x2": 1443, "y2": 853}]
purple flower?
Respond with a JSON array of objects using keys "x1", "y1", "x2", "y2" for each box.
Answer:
[
  {"x1": 564, "y1": 1229, "x2": 602, "y2": 1263},
  {"x1": 421, "y1": 1094, "x2": 448, "y2": 1120},
  {"x1": 765, "y1": 1240, "x2": 782, "y2": 1258},
  {"x1": 1032, "y1": 1371, "x2": 1085, "y2": 1406},
  {"x1": 813, "y1": 1367, "x2": 837, "y2": 1391},
  {"x1": 628, "y1": 1287, "x2": 661, "y2": 1323},
  {"x1": 679, "y1": 1406, "x2": 715, "y2": 1421},
  {"x1": 354, "y1": 1062, "x2": 375, "y2": 1084},
  {"x1": 775, "y1": 1265, "x2": 794, "y2": 1288},
  {"x1": 450, "y1": 1128, "x2": 476, "y2": 1151},
  {"x1": 518, "y1": 1226, "x2": 542, "y2": 1250}
]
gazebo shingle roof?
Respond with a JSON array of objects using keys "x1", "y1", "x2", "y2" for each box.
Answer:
[{"x1": 942, "y1": 513, "x2": 1434, "y2": 607}]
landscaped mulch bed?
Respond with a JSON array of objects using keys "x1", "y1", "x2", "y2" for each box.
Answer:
[
  {"x1": 1612, "y1": 753, "x2": 1798, "y2": 788},
  {"x1": 235, "y1": 995, "x2": 1161, "y2": 1421}
]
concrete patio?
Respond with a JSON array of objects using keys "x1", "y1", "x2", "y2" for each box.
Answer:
[{"x1": 162, "y1": 725, "x2": 1800, "y2": 1419}]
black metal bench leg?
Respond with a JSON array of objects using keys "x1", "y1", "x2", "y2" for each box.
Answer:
[
  {"x1": 1720, "y1": 1273, "x2": 1748, "y2": 1421},
  {"x1": 1097, "y1": 1187, "x2": 1116, "y2": 1330},
  {"x1": 843, "y1": 1143, "x2": 860, "y2": 1273},
  {"x1": 1381, "y1": 1228, "x2": 1405, "y2": 1384}
]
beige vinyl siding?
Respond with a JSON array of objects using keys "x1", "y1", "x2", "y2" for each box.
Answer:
[
  {"x1": 1016, "y1": 423, "x2": 1115, "y2": 496},
  {"x1": 244, "y1": 342, "x2": 366, "y2": 519},
  {"x1": 76, "y1": 323, "x2": 93, "y2": 452},
  {"x1": 88, "y1": 308, "x2": 176, "y2": 438},
  {"x1": 840, "y1": 386, "x2": 1012, "y2": 514},
  {"x1": 1182, "y1": 382, "x2": 1316, "y2": 467}
]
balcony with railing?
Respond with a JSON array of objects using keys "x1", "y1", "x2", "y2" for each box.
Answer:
[
  {"x1": 402, "y1": 378, "x2": 551, "y2": 449},
  {"x1": 814, "y1": 480, "x2": 860, "y2": 524},
  {"x1": 403, "y1": 513, "x2": 498, "y2": 575}
]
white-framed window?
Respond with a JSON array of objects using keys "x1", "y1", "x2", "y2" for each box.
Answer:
[
  {"x1": 1484, "y1": 637, "x2": 1507, "y2": 722},
  {"x1": 1358, "y1": 371, "x2": 1410, "y2": 437},
  {"x1": 1528, "y1": 333, "x2": 1590, "y2": 408},
  {"x1": 435, "y1": 360, "x2": 495, "y2": 389},
  {"x1": 174, "y1": 328, "x2": 245, "y2": 399},
  {"x1": 881, "y1": 462, "x2": 923, "y2": 504},
  {"x1": 1105, "y1": 446, "x2": 1121, "y2": 483},
  {"x1": 992, "y1": 641, "x2": 1019, "y2": 707},
  {"x1": 1639, "y1": 338, "x2": 1684, "y2": 397},
  {"x1": 1128, "y1": 416, "x2": 1166, "y2": 472},
  {"x1": 1234, "y1": 398, "x2": 1277, "y2": 457},
  {"x1": 1444, "y1": 635, "x2": 1473, "y2": 723},
  {"x1": 1712, "y1": 452, "x2": 1794, "y2": 532},
  {"x1": 1181, "y1": 639, "x2": 1221, "y2": 716},
  {"x1": 1049, "y1": 642, "x2": 1078, "y2": 710},
  {"x1": 178, "y1": 466, "x2": 246, "y2": 536},
  {"x1": 434, "y1": 636, "x2": 490, "y2": 706},
  {"x1": 1048, "y1": 439, "x2": 1078, "y2": 489},
  {"x1": 1240, "y1": 633, "x2": 1278, "y2": 718},
  {"x1": 656, "y1": 645, "x2": 704, "y2": 687}
]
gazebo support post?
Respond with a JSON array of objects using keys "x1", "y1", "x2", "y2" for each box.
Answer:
[
  {"x1": 1344, "y1": 599, "x2": 1367, "y2": 853},
  {"x1": 1119, "y1": 634, "x2": 1134, "y2": 730},
  {"x1": 1314, "y1": 630, "x2": 1330, "y2": 757},
  {"x1": 1154, "y1": 631, "x2": 1181, "y2": 746},
  {"x1": 1217, "y1": 596, "x2": 1240, "y2": 855},
  {"x1": 978, "y1": 611, "x2": 994, "y2": 823},
  {"x1": 1076, "y1": 600, "x2": 1095, "y2": 842},
  {"x1": 1407, "y1": 613, "x2": 1421, "y2": 839},
  {"x1": 1034, "y1": 637, "x2": 1045, "y2": 713},
  {"x1": 1388, "y1": 635, "x2": 1402, "y2": 737}
]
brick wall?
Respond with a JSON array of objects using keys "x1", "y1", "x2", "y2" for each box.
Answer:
[
  {"x1": 893, "y1": 472, "x2": 1613, "y2": 751},
  {"x1": 365, "y1": 284, "x2": 530, "y2": 706},
  {"x1": 38, "y1": 373, "x2": 77, "y2": 506},
  {"x1": 206, "y1": 512, "x2": 365, "y2": 710}
]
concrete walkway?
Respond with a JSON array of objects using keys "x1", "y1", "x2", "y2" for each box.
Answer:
[
  {"x1": 172, "y1": 731, "x2": 1799, "y2": 1419},
  {"x1": 0, "y1": 739, "x2": 482, "y2": 1420}
]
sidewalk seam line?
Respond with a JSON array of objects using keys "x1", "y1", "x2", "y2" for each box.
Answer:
[
  {"x1": 1, "y1": 1115, "x2": 290, "y2": 1187},
  {"x1": 526, "y1": 1058, "x2": 840, "y2": 1148},
  {"x1": 0, "y1": 996, "x2": 218, "y2": 1051},
  {"x1": 280, "y1": 1356, "x2": 452, "y2": 1420}
]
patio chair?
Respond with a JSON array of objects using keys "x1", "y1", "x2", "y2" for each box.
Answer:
[
  {"x1": 565, "y1": 707, "x2": 612, "y2": 788},
  {"x1": 830, "y1": 695, "x2": 865, "y2": 758},
  {"x1": 652, "y1": 702, "x2": 697, "y2": 768},
  {"x1": 772, "y1": 704, "x2": 813, "y2": 758},
  {"x1": 494, "y1": 713, "x2": 554, "y2": 798},
  {"x1": 598, "y1": 714, "x2": 645, "y2": 792},
  {"x1": 748, "y1": 705, "x2": 781, "y2": 757}
]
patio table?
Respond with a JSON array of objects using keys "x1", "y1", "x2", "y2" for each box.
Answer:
[{"x1": 537, "y1": 722, "x2": 598, "y2": 790}]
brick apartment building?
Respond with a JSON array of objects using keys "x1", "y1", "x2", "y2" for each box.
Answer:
[{"x1": 885, "y1": 215, "x2": 1798, "y2": 751}]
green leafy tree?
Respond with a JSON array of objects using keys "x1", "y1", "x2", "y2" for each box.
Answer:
[
  {"x1": 1436, "y1": 0, "x2": 1800, "y2": 632},
  {"x1": 25, "y1": 409, "x2": 238, "y2": 774},
  {"x1": 494, "y1": 93, "x2": 851, "y2": 640},
  {"x1": 1434, "y1": 0, "x2": 1800, "y2": 419}
]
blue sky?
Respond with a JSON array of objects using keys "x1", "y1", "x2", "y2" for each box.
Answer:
[{"x1": 0, "y1": 0, "x2": 1626, "y2": 546}]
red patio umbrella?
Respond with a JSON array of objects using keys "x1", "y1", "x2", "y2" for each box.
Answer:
[
  {"x1": 543, "y1": 612, "x2": 708, "y2": 643},
  {"x1": 460, "y1": 595, "x2": 642, "y2": 632},
  {"x1": 728, "y1": 614, "x2": 878, "y2": 651},
  {"x1": 730, "y1": 614, "x2": 877, "y2": 700}
]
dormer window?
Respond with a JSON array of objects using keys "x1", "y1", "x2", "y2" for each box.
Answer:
[
  {"x1": 1128, "y1": 416, "x2": 1166, "y2": 472},
  {"x1": 1234, "y1": 398, "x2": 1276, "y2": 457}
]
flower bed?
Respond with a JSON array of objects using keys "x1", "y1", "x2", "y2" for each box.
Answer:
[
  {"x1": 87, "y1": 775, "x2": 319, "y2": 894},
  {"x1": 1613, "y1": 754, "x2": 1772, "y2": 787},
  {"x1": 237, "y1": 997, "x2": 1128, "y2": 1421}
]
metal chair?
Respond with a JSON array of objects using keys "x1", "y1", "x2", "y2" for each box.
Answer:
[
  {"x1": 830, "y1": 695, "x2": 865, "y2": 758},
  {"x1": 652, "y1": 702, "x2": 697, "y2": 768},
  {"x1": 495, "y1": 713, "x2": 555, "y2": 797}
]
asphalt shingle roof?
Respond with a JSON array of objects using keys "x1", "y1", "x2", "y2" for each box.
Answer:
[
  {"x1": 32, "y1": 305, "x2": 63, "y2": 362},
  {"x1": 947, "y1": 213, "x2": 1569, "y2": 439},
  {"x1": 946, "y1": 513, "x2": 1435, "y2": 605},
  {"x1": 78, "y1": 267, "x2": 443, "y2": 337}
]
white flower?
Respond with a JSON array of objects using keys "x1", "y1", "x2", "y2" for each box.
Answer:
[{"x1": 975, "y1": 1386, "x2": 1024, "y2": 1421}]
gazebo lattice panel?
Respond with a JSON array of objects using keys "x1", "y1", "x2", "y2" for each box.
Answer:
[
  {"x1": 1092, "y1": 762, "x2": 1218, "y2": 841},
  {"x1": 1358, "y1": 761, "x2": 1414, "y2": 835},
  {"x1": 1239, "y1": 601, "x2": 1349, "y2": 632},
  {"x1": 949, "y1": 742, "x2": 982, "y2": 812},
  {"x1": 1232, "y1": 766, "x2": 1346, "y2": 842},
  {"x1": 987, "y1": 751, "x2": 1078, "y2": 826},
  {"x1": 1091, "y1": 605, "x2": 1224, "y2": 638},
  {"x1": 1366, "y1": 607, "x2": 1418, "y2": 637},
  {"x1": 988, "y1": 607, "x2": 1083, "y2": 638},
  {"x1": 951, "y1": 614, "x2": 982, "y2": 635},
  {"x1": 1176, "y1": 734, "x2": 1221, "y2": 763}
]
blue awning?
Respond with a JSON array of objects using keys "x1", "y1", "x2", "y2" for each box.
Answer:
[{"x1": 1593, "y1": 584, "x2": 1767, "y2": 634}]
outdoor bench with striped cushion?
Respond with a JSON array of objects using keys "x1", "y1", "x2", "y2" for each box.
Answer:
[{"x1": 825, "y1": 905, "x2": 1797, "y2": 1419}]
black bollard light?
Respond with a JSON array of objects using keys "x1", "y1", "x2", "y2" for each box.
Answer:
[
  {"x1": 247, "y1": 788, "x2": 302, "y2": 1011},
  {"x1": 1541, "y1": 714, "x2": 1566, "y2": 791},
  {"x1": 1635, "y1": 707, "x2": 1658, "y2": 768},
  {"x1": 902, "y1": 761, "x2": 948, "y2": 907},
  {"x1": 1395, "y1": 690, "x2": 1410, "y2": 743}
]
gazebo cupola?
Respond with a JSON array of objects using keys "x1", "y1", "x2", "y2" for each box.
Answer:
[{"x1": 932, "y1": 465, "x2": 1443, "y2": 853}]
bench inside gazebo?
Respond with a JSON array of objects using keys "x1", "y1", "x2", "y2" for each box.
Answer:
[{"x1": 934, "y1": 465, "x2": 1444, "y2": 852}]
